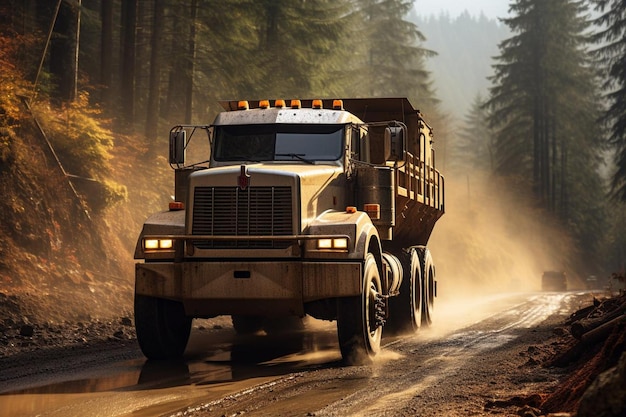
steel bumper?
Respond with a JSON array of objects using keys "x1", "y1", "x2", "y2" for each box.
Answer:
[{"x1": 135, "y1": 260, "x2": 362, "y2": 316}]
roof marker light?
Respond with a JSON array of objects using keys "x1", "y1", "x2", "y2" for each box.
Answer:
[
  {"x1": 259, "y1": 99, "x2": 270, "y2": 109},
  {"x1": 312, "y1": 99, "x2": 323, "y2": 109},
  {"x1": 333, "y1": 99, "x2": 344, "y2": 110},
  {"x1": 169, "y1": 201, "x2": 184, "y2": 211},
  {"x1": 237, "y1": 100, "x2": 249, "y2": 110},
  {"x1": 346, "y1": 206, "x2": 357, "y2": 214},
  {"x1": 291, "y1": 99, "x2": 301, "y2": 109},
  {"x1": 275, "y1": 99, "x2": 286, "y2": 108}
]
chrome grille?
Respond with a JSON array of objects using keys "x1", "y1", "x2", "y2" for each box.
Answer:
[{"x1": 192, "y1": 186, "x2": 293, "y2": 249}]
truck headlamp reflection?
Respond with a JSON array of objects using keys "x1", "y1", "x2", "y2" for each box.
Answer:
[
  {"x1": 316, "y1": 238, "x2": 348, "y2": 250},
  {"x1": 144, "y1": 239, "x2": 174, "y2": 250}
]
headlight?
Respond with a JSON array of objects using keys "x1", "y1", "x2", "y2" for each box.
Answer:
[
  {"x1": 316, "y1": 238, "x2": 348, "y2": 250},
  {"x1": 144, "y1": 239, "x2": 174, "y2": 250}
]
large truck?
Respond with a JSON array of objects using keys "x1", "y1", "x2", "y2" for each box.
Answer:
[{"x1": 134, "y1": 98, "x2": 445, "y2": 364}]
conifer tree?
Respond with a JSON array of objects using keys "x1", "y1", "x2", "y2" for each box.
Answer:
[
  {"x1": 354, "y1": 0, "x2": 437, "y2": 112},
  {"x1": 456, "y1": 94, "x2": 494, "y2": 171},
  {"x1": 591, "y1": 0, "x2": 626, "y2": 201},
  {"x1": 485, "y1": 0, "x2": 606, "y2": 259}
]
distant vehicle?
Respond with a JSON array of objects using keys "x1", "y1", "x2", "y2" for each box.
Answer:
[
  {"x1": 586, "y1": 275, "x2": 598, "y2": 290},
  {"x1": 542, "y1": 271, "x2": 567, "y2": 291}
]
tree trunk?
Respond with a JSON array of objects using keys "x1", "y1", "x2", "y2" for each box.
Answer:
[
  {"x1": 50, "y1": 0, "x2": 80, "y2": 102},
  {"x1": 100, "y1": 0, "x2": 114, "y2": 107},
  {"x1": 120, "y1": 0, "x2": 137, "y2": 130},
  {"x1": 145, "y1": 0, "x2": 164, "y2": 141},
  {"x1": 184, "y1": 0, "x2": 198, "y2": 124}
]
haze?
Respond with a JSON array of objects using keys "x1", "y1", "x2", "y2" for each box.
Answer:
[{"x1": 414, "y1": 0, "x2": 510, "y2": 19}]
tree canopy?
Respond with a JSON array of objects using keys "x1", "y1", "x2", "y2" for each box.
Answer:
[{"x1": 484, "y1": 0, "x2": 607, "y2": 266}]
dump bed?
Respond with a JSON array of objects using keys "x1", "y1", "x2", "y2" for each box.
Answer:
[{"x1": 341, "y1": 98, "x2": 445, "y2": 246}]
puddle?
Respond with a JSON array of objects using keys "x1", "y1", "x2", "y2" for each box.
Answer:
[{"x1": 0, "y1": 323, "x2": 341, "y2": 417}]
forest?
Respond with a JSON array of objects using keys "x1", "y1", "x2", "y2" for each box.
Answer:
[{"x1": 1, "y1": 0, "x2": 626, "y2": 293}]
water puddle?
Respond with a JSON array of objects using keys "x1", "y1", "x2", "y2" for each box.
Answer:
[{"x1": 0, "y1": 323, "x2": 341, "y2": 417}]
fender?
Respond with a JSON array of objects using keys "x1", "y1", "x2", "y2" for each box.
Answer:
[
  {"x1": 134, "y1": 210, "x2": 185, "y2": 259},
  {"x1": 306, "y1": 209, "x2": 385, "y2": 292}
]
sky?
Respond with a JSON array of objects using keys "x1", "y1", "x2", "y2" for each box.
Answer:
[{"x1": 413, "y1": 0, "x2": 511, "y2": 19}]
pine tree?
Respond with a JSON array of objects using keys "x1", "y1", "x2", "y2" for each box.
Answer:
[
  {"x1": 354, "y1": 0, "x2": 437, "y2": 112},
  {"x1": 485, "y1": 0, "x2": 606, "y2": 262},
  {"x1": 591, "y1": 0, "x2": 626, "y2": 201},
  {"x1": 456, "y1": 94, "x2": 494, "y2": 171},
  {"x1": 486, "y1": 0, "x2": 602, "y2": 210}
]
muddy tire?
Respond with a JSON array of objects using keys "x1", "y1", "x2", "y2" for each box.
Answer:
[
  {"x1": 134, "y1": 294, "x2": 192, "y2": 360},
  {"x1": 336, "y1": 253, "x2": 383, "y2": 365},
  {"x1": 387, "y1": 248, "x2": 422, "y2": 334},
  {"x1": 416, "y1": 246, "x2": 435, "y2": 327},
  {"x1": 231, "y1": 315, "x2": 264, "y2": 335}
]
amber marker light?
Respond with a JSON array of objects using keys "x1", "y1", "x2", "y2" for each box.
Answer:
[
  {"x1": 259, "y1": 99, "x2": 270, "y2": 109},
  {"x1": 275, "y1": 99, "x2": 286, "y2": 108},
  {"x1": 169, "y1": 201, "x2": 184, "y2": 211},
  {"x1": 364, "y1": 203, "x2": 381, "y2": 220},
  {"x1": 291, "y1": 99, "x2": 302, "y2": 109},
  {"x1": 312, "y1": 99, "x2": 323, "y2": 109},
  {"x1": 333, "y1": 99, "x2": 344, "y2": 110},
  {"x1": 237, "y1": 100, "x2": 249, "y2": 110},
  {"x1": 346, "y1": 206, "x2": 357, "y2": 214}
]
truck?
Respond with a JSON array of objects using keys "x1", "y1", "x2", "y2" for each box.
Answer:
[{"x1": 133, "y1": 97, "x2": 445, "y2": 364}]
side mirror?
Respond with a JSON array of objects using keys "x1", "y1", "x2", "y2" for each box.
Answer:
[
  {"x1": 385, "y1": 126, "x2": 404, "y2": 161},
  {"x1": 169, "y1": 130, "x2": 186, "y2": 164}
]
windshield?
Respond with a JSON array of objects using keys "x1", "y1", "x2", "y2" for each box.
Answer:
[{"x1": 213, "y1": 124, "x2": 344, "y2": 162}]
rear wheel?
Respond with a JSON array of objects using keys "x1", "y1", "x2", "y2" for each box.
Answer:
[
  {"x1": 337, "y1": 253, "x2": 384, "y2": 365},
  {"x1": 416, "y1": 246, "x2": 435, "y2": 327},
  {"x1": 387, "y1": 248, "x2": 422, "y2": 334},
  {"x1": 134, "y1": 294, "x2": 192, "y2": 360}
]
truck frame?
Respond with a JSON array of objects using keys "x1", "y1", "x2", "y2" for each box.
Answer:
[{"x1": 134, "y1": 97, "x2": 444, "y2": 364}]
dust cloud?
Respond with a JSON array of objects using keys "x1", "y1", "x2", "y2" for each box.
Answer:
[{"x1": 428, "y1": 170, "x2": 574, "y2": 300}]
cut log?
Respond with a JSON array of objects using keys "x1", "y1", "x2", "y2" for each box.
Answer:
[{"x1": 571, "y1": 301, "x2": 626, "y2": 340}]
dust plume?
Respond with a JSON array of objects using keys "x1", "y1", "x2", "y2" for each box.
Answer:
[{"x1": 428, "y1": 170, "x2": 574, "y2": 300}]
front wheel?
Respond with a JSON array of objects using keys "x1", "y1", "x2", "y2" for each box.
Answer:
[
  {"x1": 134, "y1": 294, "x2": 192, "y2": 360},
  {"x1": 336, "y1": 253, "x2": 384, "y2": 365}
]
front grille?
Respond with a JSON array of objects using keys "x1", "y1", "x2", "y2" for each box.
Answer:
[{"x1": 192, "y1": 186, "x2": 294, "y2": 249}]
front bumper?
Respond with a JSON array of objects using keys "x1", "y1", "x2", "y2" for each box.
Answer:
[{"x1": 136, "y1": 260, "x2": 361, "y2": 317}]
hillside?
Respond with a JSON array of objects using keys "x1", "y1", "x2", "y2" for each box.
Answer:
[{"x1": 0, "y1": 98, "x2": 170, "y2": 326}]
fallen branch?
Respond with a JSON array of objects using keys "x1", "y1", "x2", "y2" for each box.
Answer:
[
  {"x1": 581, "y1": 314, "x2": 626, "y2": 345},
  {"x1": 571, "y1": 301, "x2": 626, "y2": 340}
]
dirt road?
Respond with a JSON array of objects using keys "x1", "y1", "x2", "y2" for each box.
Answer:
[{"x1": 0, "y1": 291, "x2": 588, "y2": 417}]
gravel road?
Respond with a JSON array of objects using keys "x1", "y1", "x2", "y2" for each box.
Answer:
[{"x1": 0, "y1": 291, "x2": 589, "y2": 417}]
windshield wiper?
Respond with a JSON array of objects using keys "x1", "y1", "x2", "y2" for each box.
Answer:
[{"x1": 275, "y1": 153, "x2": 315, "y2": 164}]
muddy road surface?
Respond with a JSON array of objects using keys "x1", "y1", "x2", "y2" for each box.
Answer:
[{"x1": 0, "y1": 291, "x2": 588, "y2": 417}]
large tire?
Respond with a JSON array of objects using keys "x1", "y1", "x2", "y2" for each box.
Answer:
[
  {"x1": 231, "y1": 315, "x2": 264, "y2": 335},
  {"x1": 387, "y1": 248, "x2": 422, "y2": 334},
  {"x1": 134, "y1": 294, "x2": 192, "y2": 360},
  {"x1": 336, "y1": 254, "x2": 383, "y2": 365},
  {"x1": 416, "y1": 246, "x2": 435, "y2": 327}
]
